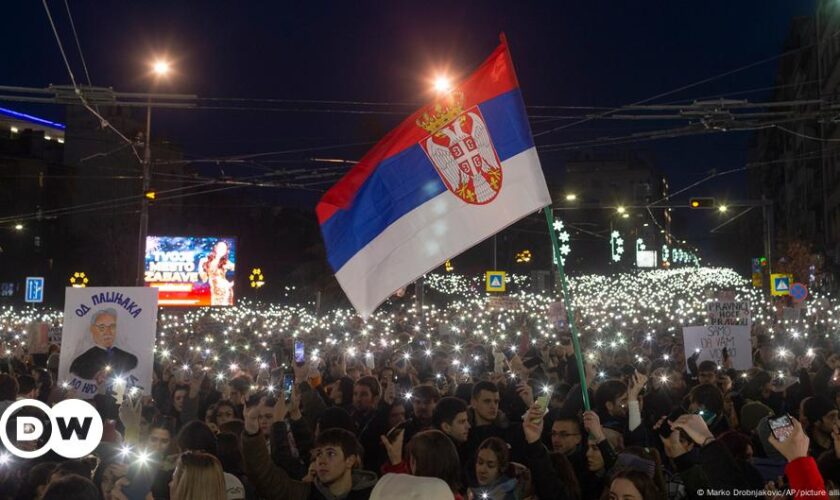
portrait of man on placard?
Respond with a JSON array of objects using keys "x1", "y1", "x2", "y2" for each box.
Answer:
[{"x1": 69, "y1": 307, "x2": 138, "y2": 381}]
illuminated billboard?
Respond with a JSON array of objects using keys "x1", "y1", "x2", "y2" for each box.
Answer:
[{"x1": 144, "y1": 236, "x2": 237, "y2": 306}]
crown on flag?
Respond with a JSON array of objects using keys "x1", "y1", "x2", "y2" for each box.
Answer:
[{"x1": 416, "y1": 91, "x2": 465, "y2": 134}]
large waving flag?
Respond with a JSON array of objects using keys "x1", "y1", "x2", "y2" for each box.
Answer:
[{"x1": 317, "y1": 37, "x2": 551, "y2": 317}]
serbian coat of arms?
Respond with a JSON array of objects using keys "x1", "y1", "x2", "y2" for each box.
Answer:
[{"x1": 417, "y1": 92, "x2": 503, "y2": 205}]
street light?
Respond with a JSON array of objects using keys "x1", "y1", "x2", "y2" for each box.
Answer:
[
  {"x1": 616, "y1": 206, "x2": 626, "y2": 214},
  {"x1": 13, "y1": 224, "x2": 22, "y2": 231},
  {"x1": 718, "y1": 205, "x2": 728, "y2": 213},
  {"x1": 152, "y1": 60, "x2": 171, "y2": 77},
  {"x1": 433, "y1": 75, "x2": 452, "y2": 93},
  {"x1": 565, "y1": 193, "x2": 577, "y2": 201},
  {"x1": 136, "y1": 57, "x2": 174, "y2": 285}
]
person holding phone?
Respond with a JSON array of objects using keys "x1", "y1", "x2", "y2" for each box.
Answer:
[{"x1": 767, "y1": 416, "x2": 830, "y2": 500}]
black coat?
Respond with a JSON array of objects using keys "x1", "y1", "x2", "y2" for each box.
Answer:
[{"x1": 70, "y1": 346, "x2": 138, "y2": 379}]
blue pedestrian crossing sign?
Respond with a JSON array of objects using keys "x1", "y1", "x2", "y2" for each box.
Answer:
[
  {"x1": 25, "y1": 277, "x2": 45, "y2": 303},
  {"x1": 770, "y1": 274, "x2": 791, "y2": 296},
  {"x1": 485, "y1": 271, "x2": 506, "y2": 292}
]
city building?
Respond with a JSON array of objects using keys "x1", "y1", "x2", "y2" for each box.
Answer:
[{"x1": 552, "y1": 150, "x2": 672, "y2": 272}]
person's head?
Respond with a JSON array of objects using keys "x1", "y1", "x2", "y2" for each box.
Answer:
[
  {"x1": 742, "y1": 369, "x2": 772, "y2": 401},
  {"x1": 213, "y1": 240, "x2": 229, "y2": 258},
  {"x1": 315, "y1": 407, "x2": 357, "y2": 437},
  {"x1": 387, "y1": 401, "x2": 408, "y2": 430},
  {"x1": 697, "y1": 360, "x2": 717, "y2": 386},
  {"x1": 470, "y1": 381, "x2": 500, "y2": 424},
  {"x1": 170, "y1": 451, "x2": 226, "y2": 500},
  {"x1": 595, "y1": 380, "x2": 628, "y2": 419},
  {"x1": 209, "y1": 400, "x2": 236, "y2": 427},
  {"x1": 550, "y1": 413, "x2": 583, "y2": 455},
  {"x1": 41, "y1": 474, "x2": 100, "y2": 500},
  {"x1": 433, "y1": 397, "x2": 470, "y2": 443},
  {"x1": 407, "y1": 430, "x2": 461, "y2": 493},
  {"x1": 605, "y1": 469, "x2": 663, "y2": 500},
  {"x1": 717, "y1": 430, "x2": 754, "y2": 462},
  {"x1": 312, "y1": 428, "x2": 363, "y2": 486},
  {"x1": 172, "y1": 384, "x2": 189, "y2": 413},
  {"x1": 20, "y1": 462, "x2": 57, "y2": 500},
  {"x1": 379, "y1": 367, "x2": 395, "y2": 384},
  {"x1": 147, "y1": 416, "x2": 176, "y2": 455},
  {"x1": 586, "y1": 437, "x2": 605, "y2": 472},
  {"x1": 228, "y1": 375, "x2": 253, "y2": 405},
  {"x1": 0, "y1": 373, "x2": 19, "y2": 401},
  {"x1": 353, "y1": 376, "x2": 380, "y2": 413},
  {"x1": 803, "y1": 396, "x2": 839, "y2": 436},
  {"x1": 177, "y1": 420, "x2": 218, "y2": 456},
  {"x1": 89, "y1": 308, "x2": 118, "y2": 348},
  {"x1": 257, "y1": 398, "x2": 275, "y2": 436},
  {"x1": 688, "y1": 383, "x2": 724, "y2": 417},
  {"x1": 216, "y1": 432, "x2": 245, "y2": 476},
  {"x1": 475, "y1": 437, "x2": 509, "y2": 486},
  {"x1": 51, "y1": 459, "x2": 93, "y2": 481},
  {"x1": 16, "y1": 374, "x2": 36, "y2": 398},
  {"x1": 331, "y1": 376, "x2": 355, "y2": 406},
  {"x1": 614, "y1": 446, "x2": 666, "y2": 498},
  {"x1": 411, "y1": 385, "x2": 440, "y2": 422}
]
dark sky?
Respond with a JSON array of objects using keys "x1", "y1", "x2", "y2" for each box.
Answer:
[{"x1": 1, "y1": 0, "x2": 818, "y2": 258}]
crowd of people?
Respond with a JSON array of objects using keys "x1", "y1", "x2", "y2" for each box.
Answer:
[{"x1": 0, "y1": 267, "x2": 838, "y2": 499}]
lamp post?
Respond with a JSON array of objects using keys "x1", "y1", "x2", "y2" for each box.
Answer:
[{"x1": 136, "y1": 59, "x2": 171, "y2": 286}]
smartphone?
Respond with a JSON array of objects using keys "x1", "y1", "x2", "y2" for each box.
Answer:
[
  {"x1": 294, "y1": 341, "x2": 305, "y2": 365},
  {"x1": 493, "y1": 351, "x2": 506, "y2": 374},
  {"x1": 386, "y1": 421, "x2": 407, "y2": 442},
  {"x1": 282, "y1": 373, "x2": 295, "y2": 400},
  {"x1": 768, "y1": 415, "x2": 794, "y2": 443},
  {"x1": 694, "y1": 408, "x2": 717, "y2": 424}
]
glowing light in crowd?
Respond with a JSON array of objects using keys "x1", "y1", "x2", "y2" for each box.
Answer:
[{"x1": 0, "y1": 266, "x2": 834, "y2": 396}]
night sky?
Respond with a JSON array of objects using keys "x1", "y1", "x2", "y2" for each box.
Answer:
[{"x1": 1, "y1": 0, "x2": 818, "y2": 261}]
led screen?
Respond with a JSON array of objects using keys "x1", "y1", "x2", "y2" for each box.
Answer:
[{"x1": 144, "y1": 236, "x2": 236, "y2": 306}]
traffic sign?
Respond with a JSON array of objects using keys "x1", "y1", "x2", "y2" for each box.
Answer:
[
  {"x1": 25, "y1": 277, "x2": 44, "y2": 303},
  {"x1": 485, "y1": 271, "x2": 506, "y2": 292},
  {"x1": 790, "y1": 283, "x2": 808, "y2": 301},
  {"x1": 770, "y1": 274, "x2": 791, "y2": 296}
]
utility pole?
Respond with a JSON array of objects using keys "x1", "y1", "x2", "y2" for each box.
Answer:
[{"x1": 136, "y1": 97, "x2": 152, "y2": 286}]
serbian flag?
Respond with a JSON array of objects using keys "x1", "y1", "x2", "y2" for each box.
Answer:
[{"x1": 317, "y1": 36, "x2": 551, "y2": 317}]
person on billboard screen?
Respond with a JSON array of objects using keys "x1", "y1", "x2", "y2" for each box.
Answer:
[
  {"x1": 69, "y1": 308, "x2": 138, "y2": 380},
  {"x1": 199, "y1": 240, "x2": 235, "y2": 305}
]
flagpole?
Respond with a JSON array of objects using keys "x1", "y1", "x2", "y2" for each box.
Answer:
[{"x1": 543, "y1": 206, "x2": 591, "y2": 411}]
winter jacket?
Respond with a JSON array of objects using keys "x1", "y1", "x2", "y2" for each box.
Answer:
[
  {"x1": 785, "y1": 456, "x2": 828, "y2": 500},
  {"x1": 242, "y1": 429, "x2": 377, "y2": 500}
]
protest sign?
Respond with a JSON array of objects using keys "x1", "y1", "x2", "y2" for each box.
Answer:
[
  {"x1": 706, "y1": 300, "x2": 751, "y2": 326},
  {"x1": 683, "y1": 325, "x2": 752, "y2": 371},
  {"x1": 58, "y1": 287, "x2": 158, "y2": 399},
  {"x1": 487, "y1": 296, "x2": 521, "y2": 310}
]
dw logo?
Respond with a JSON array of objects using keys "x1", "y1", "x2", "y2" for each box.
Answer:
[{"x1": 0, "y1": 399, "x2": 103, "y2": 459}]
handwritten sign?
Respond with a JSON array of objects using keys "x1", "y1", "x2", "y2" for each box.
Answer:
[
  {"x1": 683, "y1": 325, "x2": 752, "y2": 371},
  {"x1": 58, "y1": 287, "x2": 158, "y2": 399},
  {"x1": 706, "y1": 300, "x2": 751, "y2": 326}
]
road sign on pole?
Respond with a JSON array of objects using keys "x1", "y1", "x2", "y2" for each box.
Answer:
[
  {"x1": 485, "y1": 271, "x2": 506, "y2": 292},
  {"x1": 790, "y1": 282, "x2": 808, "y2": 301},
  {"x1": 770, "y1": 274, "x2": 791, "y2": 296},
  {"x1": 25, "y1": 277, "x2": 45, "y2": 303}
]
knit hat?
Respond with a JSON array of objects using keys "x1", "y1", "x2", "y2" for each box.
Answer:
[
  {"x1": 739, "y1": 401, "x2": 774, "y2": 433},
  {"x1": 803, "y1": 396, "x2": 837, "y2": 425},
  {"x1": 370, "y1": 473, "x2": 454, "y2": 500}
]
